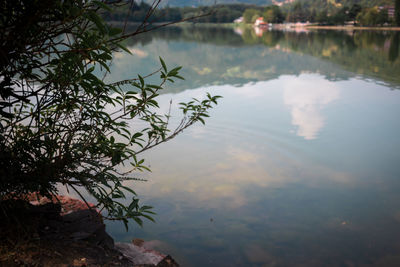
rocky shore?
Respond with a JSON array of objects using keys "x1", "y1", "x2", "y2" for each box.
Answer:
[{"x1": 0, "y1": 195, "x2": 178, "y2": 267}]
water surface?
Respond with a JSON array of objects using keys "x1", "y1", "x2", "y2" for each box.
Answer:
[{"x1": 105, "y1": 26, "x2": 400, "y2": 266}]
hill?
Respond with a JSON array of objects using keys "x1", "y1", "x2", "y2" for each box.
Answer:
[
  {"x1": 142, "y1": 0, "x2": 393, "y2": 8},
  {"x1": 144, "y1": 0, "x2": 274, "y2": 7},
  {"x1": 291, "y1": 0, "x2": 394, "y2": 9}
]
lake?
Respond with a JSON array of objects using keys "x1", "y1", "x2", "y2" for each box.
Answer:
[{"x1": 105, "y1": 25, "x2": 400, "y2": 266}]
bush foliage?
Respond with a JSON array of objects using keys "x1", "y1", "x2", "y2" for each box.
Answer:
[{"x1": 0, "y1": 0, "x2": 220, "y2": 229}]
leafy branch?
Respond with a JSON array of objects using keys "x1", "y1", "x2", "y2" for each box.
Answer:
[{"x1": 0, "y1": 0, "x2": 221, "y2": 229}]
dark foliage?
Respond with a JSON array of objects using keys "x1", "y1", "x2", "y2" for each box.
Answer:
[{"x1": 0, "y1": 0, "x2": 220, "y2": 229}]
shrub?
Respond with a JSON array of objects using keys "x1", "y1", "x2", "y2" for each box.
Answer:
[{"x1": 0, "y1": 0, "x2": 220, "y2": 229}]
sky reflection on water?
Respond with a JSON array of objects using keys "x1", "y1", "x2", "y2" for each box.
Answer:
[
  {"x1": 98, "y1": 27, "x2": 400, "y2": 266},
  {"x1": 282, "y1": 75, "x2": 340, "y2": 140}
]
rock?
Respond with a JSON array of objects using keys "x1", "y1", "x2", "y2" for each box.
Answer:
[
  {"x1": 25, "y1": 193, "x2": 114, "y2": 249},
  {"x1": 1, "y1": 195, "x2": 179, "y2": 266},
  {"x1": 115, "y1": 241, "x2": 179, "y2": 267},
  {"x1": 133, "y1": 238, "x2": 145, "y2": 247},
  {"x1": 72, "y1": 257, "x2": 87, "y2": 266},
  {"x1": 27, "y1": 193, "x2": 96, "y2": 215},
  {"x1": 157, "y1": 255, "x2": 179, "y2": 267},
  {"x1": 62, "y1": 209, "x2": 115, "y2": 249},
  {"x1": 115, "y1": 242, "x2": 165, "y2": 266}
]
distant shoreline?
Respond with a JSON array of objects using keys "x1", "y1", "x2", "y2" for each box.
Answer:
[
  {"x1": 177, "y1": 22, "x2": 400, "y2": 31},
  {"x1": 305, "y1": 25, "x2": 400, "y2": 31},
  {"x1": 109, "y1": 21, "x2": 400, "y2": 31},
  {"x1": 184, "y1": 23, "x2": 400, "y2": 31}
]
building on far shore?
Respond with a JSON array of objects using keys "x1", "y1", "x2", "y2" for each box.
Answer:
[
  {"x1": 254, "y1": 17, "x2": 267, "y2": 27},
  {"x1": 234, "y1": 17, "x2": 243, "y2": 24},
  {"x1": 379, "y1": 5, "x2": 395, "y2": 19}
]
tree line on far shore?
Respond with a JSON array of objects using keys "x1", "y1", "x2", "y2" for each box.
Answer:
[
  {"x1": 243, "y1": 1, "x2": 400, "y2": 26},
  {"x1": 103, "y1": 0, "x2": 400, "y2": 27},
  {"x1": 102, "y1": 2, "x2": 250, "y2": 23}
]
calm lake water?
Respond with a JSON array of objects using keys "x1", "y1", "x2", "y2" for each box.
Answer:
[{"x1": 104, "y1": 26, "x2": 400, "y2": 266}]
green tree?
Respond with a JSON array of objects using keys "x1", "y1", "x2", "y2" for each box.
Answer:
[
  {"x1": 396, "y1": 0, "x2": 400, "y2": 26},
  {"x1": 357, "y1": 8, "x2": 379, "y2": 26},
  {"x1": 331, "y1": 7, "x2": 348, "y2": 25},
  {"x1": 288, "y1": 2, "x2": 307, "y2": 22},
  {"x1": 376, "y1": 8, "x2": 389, "y2": 25},
  {"x1": 0, "y1": 0, "x2": 220, "y2": 229},
  {"x1": 316, "y1": 9, "x2": 328, "y2": 24},
  {"x1": 308, "y1": 8, "x2": 317, "y2": 22},
  {"x1": 243, "y1": 8, "x2": 260, "y2": 23},
  {"x1": 263, "y1": 5, "x2": 284, "y2": 23},
  {"x1": 348, "y1": 4, "x2": 362, "y2": 21},
  {"x1": 264, "y1": 8, "x2": 275, "y2": 23}
]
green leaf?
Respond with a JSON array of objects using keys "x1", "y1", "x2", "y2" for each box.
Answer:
[
  {"x1": 93, "y1": 0, "x2": 112, "y2": 11},
  {"x1": 88, "y1": 11, "x2": 105, "y2": 33},
  {"x1": 141, "y1": 214, "x2": 155, "y2": 222},
  {"x1": 120, "y1": 185, "x2": 137, "y2": 195},
  {"x1": 160, "y1": 57, "x2": 167, "y2": 72},
  {"x1": 197, "y1": 117, "x2": 205, "y2": 125},
  {"x1": 133, "y1": 217, "x2": 143, "y2": 227},
  {"x1": 138, "y1": 75, "x2": 144, "y2": 87},
  {"x1": 132, "y1": 132, "x2": 143, "y2": 139},
  {"x1": 109, "y1": 27, "x2": 123, "y2": 36},
  {"x1": 123, "y1": 219, "x2": 129, "y2": 231},
  {"x1": 116, "y1": 42, "x2": 132, "y2": 54},
  {"x1": 147, "y1": 84, "x2": 163, "y2": 90}
]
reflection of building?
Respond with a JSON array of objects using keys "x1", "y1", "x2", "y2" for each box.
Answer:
[
  {"x1": 234, "y1": 27, "x2": 243, "y2": 36},
  {"x1": 254, "y1": 17, "x2": 267, "y2": 27},
  {"x1": 254, "y1": 26, "x2": 266, "y2": 37}
]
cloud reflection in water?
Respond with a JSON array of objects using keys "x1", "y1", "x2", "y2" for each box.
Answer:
[{"x1": 283, "y1": 74, "x2": 339, "y2": 140}]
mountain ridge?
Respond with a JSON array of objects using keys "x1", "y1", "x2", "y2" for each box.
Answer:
[{"x1": 144, "y1": 0, "x2": 393, "y2": 8}]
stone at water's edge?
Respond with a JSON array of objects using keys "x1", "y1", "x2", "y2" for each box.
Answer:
[
  {"x1": 25, "y1": 194, "x2": 179, "y2": 266},
  {"x1": 115, "y1": 239, "x2": 178, "y2": 266},
  {"x1": 116, "y1": 242, "x2": 165, "y2": 265},
  {"x1": 27, "y1": 193, "x2": 97, "y2": 215}
]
